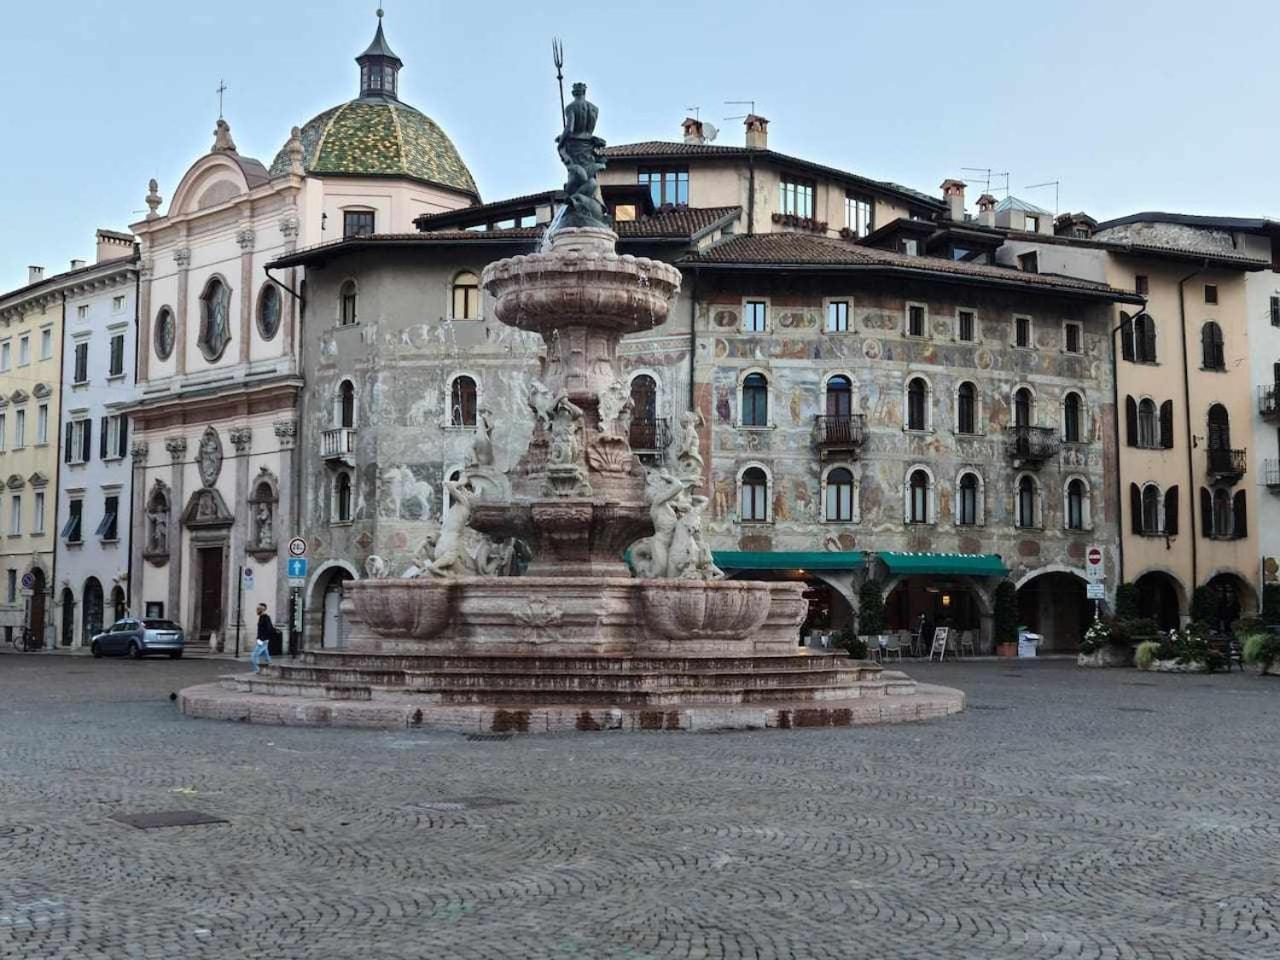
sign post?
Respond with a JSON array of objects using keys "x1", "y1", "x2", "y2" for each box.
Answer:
[{"x1": 1085, "y1": 546, "x2": 1105, "y2": 618}]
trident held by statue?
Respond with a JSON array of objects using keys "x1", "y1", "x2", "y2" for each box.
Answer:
[{"x1": 552, "y1": 37, "x2": 566, "y2": 122}]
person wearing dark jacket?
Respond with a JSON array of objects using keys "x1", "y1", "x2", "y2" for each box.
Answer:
[{"x1": 251, "y1": 603, "x2": 276, "y2": 672}]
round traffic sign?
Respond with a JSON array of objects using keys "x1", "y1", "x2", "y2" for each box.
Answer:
[
  {"x1": 287, "y1": 537, "x2": 307, "y2": 558},
  {"x1": 20, "y1": 573, "x2": 35, "y2": 590},
  {"x1": 1087, "y1": 547, "x2": 1102, "y2": 566}
]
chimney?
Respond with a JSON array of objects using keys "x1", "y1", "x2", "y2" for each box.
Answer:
[
  {"x1": 976, "y1": 194, "x2": 997, "y2": 228},
  {"x1": 682, "y1": 116, "x2": 705, "y2": 145},
  {"x1": 95, "y1": 229, "x2": 135, "y2": 263},
  {"x1": 27, "y1": 266, "x2": 44, "y2": 285},
  {"x1": 70, "y1": 259, "x2": 87, "y2": 270},
  {"x1": 743, "y1": 114, "x2": 769, "y2": 150},
  {"x1": 940, "y1": 179, "x2": 966, "y2": 222}
]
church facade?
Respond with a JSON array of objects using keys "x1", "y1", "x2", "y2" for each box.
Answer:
[{"x1": 124, "y1": 15, "x2": 477, "y2": 652}]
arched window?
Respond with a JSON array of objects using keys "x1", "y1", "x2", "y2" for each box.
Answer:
[
  {"x1": 957, "y1": 472, "x2": 980, "y2": 526},
  {"x1": 1201, "y1": 321, "x2": 1225, "y2": 369},
  {"x1": 1142, "y1": 484, "x2": 1161, "y2": 534},
  {"x1": 257, "y1": 282, "x2": 281, "y2": 340},
  {"x1": 450, "y1": 375, "x2": 478, "y2": 427},
  {"x1": 1133, "y1": 313, "x2": 1157, "y2": 362},
  {"x1": 82, "y1": 577, "x2": 103, "y2": 646},
  {"x1": 1016, "y1": 475, "x2": 1037, "y2": 528},
  {"x1": 1063, "y1": 392, "x2": 1083, "y2": 443},
  {"x1": 338, "y1": 380, "x2": 356, "y2": 428},
  {"x1": 442, "y1": 467, "x2": 463, "y2": 514},
  {"x1": 742, "y1": 373, "x2": 768, "y2": 427},
  {"x1": 906, "y1": 377, "x2": 928, "y2": 431},
  {"x1": 197, "y1": 276, "x2": 231, "y2": 361},
  {"x1": 1207, "y1": 403, "x2": 1230, "y2": 451},
  {"x1": 825, "y1": 375, "x2": 852, "y2": 416},
  {"x1": 1213, "y1": 487, "x2": 1232, "y2": 537},
  {"x1": 110, "y1": 585, "x2": 126, "y2": 622},
  {"x1": 957, "y1": 381, "x2": 976, "y2": 434},
  {"x1": 824, "y1": 467, "x2": 854, "y2": 522},
  {"x1": 153, "y1": 306, "x2": 175, "y2": 361},
  {"x1": 908, "y1": 469, "x2": 930, "y2": 524},
  {"x1": 1137, "y1": 398, "x2": 1157, "y2": 448},
  {"x1": 1013, "y1": 387, "x2": 1033, "y2": 428},
  {"x1": 1067, "y1": 479, "x2": 1086, "y2": 530},
  {"x1": 334, "y1": 473, "x2": 353, "y2": 523},
  {"x1": 339, "y1": 280, "x2": 358, "y2": 326},
  {"x1": 740, "y1": 467, "x2": 769, "y2": 522},
  {"x1": 451, "y1": 272, "x2": 480, "y2": 320},
  {"x1": 630, "y1": 374, "x2": 658, "y2": 421}
]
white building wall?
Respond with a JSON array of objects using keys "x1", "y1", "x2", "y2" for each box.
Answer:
[{"x1": 1244, "y1": 254, "x2": 1280, "y2": 578}]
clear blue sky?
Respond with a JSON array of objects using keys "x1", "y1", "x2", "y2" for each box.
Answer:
[{"x1": 2, "y1": 0, "x2": 1278, "y2": 292}]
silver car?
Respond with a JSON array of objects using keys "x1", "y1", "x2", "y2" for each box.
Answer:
[{"x1": 90, "y1": 618, "x2": 185, "y2": 659}]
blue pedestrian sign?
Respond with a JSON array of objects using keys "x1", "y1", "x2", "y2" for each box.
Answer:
[{"x1": 286, "y1": 557, "x2": 309, "y2": 580}]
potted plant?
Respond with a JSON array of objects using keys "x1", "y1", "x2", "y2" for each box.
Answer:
[
  {"x1": 993, "y1": 580, "x2": 1018, "y2": 657},
  {"x1": 857, "y1": 579, "x2": 887, "y2": 637}
]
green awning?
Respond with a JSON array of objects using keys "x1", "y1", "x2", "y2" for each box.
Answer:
[
  {"x1": 712, "y1": 551, "x2": 865, "y2": 571},
  {"x1": 877, "y1": 552, "x2": 1008, "y2": 577}
]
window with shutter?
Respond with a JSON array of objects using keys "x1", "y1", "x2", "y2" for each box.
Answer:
[
  {"x1": 99, "y1": 416, "x2": 108, "y2": 459},
  {"x1": 1164, "y1": 486, "x2": 1179, "y2": 536},
  {"x1": 1159, "y1": 400, "x2": 1174, "y2": 449},
  {"x1": 1125, "y1": 396, "x2": 1138, "y2": 446},
  {"x1": 64, "y1": 427, "x2": 73, "y2": 464},
  {"x1": 1130, "y1": 483, "x2": 1143, "y2": 534},
  {"x1": 117, "y1": 417, "x2": 128, "y2": 458},
  {"x1": 1233, "y1": 491, "x2": 1247, "y2": 539},
  {"x1": 1120, "y1": 315, "x2": 1135, "y2": 362},
  {"x1": 81, "y1": 420, "x2": 91, "y2": 463},
  {"x1": 1200, "y1": 488, "x2": 1213, "y2": 537}
]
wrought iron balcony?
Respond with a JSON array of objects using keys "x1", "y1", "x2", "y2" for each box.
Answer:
[
  {"x1": 628, "y1": 417, "x2": 670, "y2": 467},
  {"x1": 321, "y1": 427, "x2": 356, "y2": 462},
  {"x1": 1006, "y1": 425, "x2": 1058, "y2": 466},
  {"x1": 1264, "y1": 459, "x2": 1280, "y2": 491},
  {"x1": 1260, "y1": 384, "x2": 1280, "y2": 419},
  {"x1": 813, "y1": 414, "x2": 867, "y2": 459},
  {"x1": 1206, "y1": 447, "x2": 1246, "y2": 482}
]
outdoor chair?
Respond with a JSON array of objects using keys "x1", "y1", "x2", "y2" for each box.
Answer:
[
  {"x1": 882, "y1": 634, "x2": 901, "y2": 662},
  {"x1": 897, "y1": 630, "x2": 914, "y2": 656},
  {"x1": 860, "y1": 636, "x2": 880, "y2": 662},
  {"x1": 958, "y1": 630, "x2": 977, "y2": 658}
]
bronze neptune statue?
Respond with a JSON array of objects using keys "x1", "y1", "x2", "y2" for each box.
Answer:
[{"x1": 555, "y1": 82, "x2": 610, "y2": 231}]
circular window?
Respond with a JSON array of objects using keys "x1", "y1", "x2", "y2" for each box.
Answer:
[
  {"x1": 258, "y1": 283, "x2": 281, "y2": 341},
  {"x1": 153, "y1": 307, "x2": 175, "y2": 360}
]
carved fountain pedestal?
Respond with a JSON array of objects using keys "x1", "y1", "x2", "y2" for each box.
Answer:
[{"x1": 180, "y1": 225, "x2": 963, "y2": 731}]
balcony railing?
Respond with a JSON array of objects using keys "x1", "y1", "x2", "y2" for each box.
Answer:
[
  {"x1": 321, "y1": 427, "x2": 356, "y2": 461},
  {"x1": 628, "y1": 417, "x2": 670, "y2": 466},
  {"x1": 813, "y1": 414, "x2": 867, "y2": 459},
  {"x1": 1260, "y1": 384, "x2": 1280, "y2": 419},
  {"x1": 1206, "y1": 447, "x2": 1246, "y2": 481},
  {"x1": 1264, "y1": 459, "x2": 1280, "y2": 491},
  {"x1": 1006, "y1": 425, "x2": 1059, "y2": 465}
]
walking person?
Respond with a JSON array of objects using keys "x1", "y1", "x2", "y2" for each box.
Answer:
[{"x1": 251, "y1": 603, "x2": 276, "y2": 673}]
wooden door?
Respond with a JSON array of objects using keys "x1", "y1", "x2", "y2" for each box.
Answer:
[
  {"x1": 28, "y1": 570, "x2": 45, "y2": 648},
  {"x1": 197, "y1": 547, "x2": 224, "y2": 641}
]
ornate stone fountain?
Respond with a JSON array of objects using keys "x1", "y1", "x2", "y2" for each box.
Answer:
[{"x1": 179, "y1": 84, "x2": 963, "y2": 732}]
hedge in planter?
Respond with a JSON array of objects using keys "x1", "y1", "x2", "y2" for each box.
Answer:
[
  {"x1": 1243, "y1": 633, "x2": 1280, "y2": 675},
  {"x1": 993, "y1": 580, "x2": 1018, "y2": 654},
  {"x1": 858, "y1": 580, "x2": 887, "y2": 637}
]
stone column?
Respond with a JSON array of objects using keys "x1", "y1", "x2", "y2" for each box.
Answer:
[
  {"x1": 164, "y1": 437, "x2": 187, "y2": 622},
  {"x1": 137, "y1": 258, "x2": 153, "y2": 382},
  {"x1": 273, "y1": 420, "x2": 298, "y2": 650},
  {"x1": 229, "y1": 427, "x2": 252, "y2": 642},
  {"x1": 172, "y1": 248, "x2": 191, "y2": 376},
  {"x1": 236, "y1": 229, "x2": 255, "y2": 364},
  {"x1": 129, "y1": 440, "x2": 149, "y2": 611},
  {"x1": 279, "y1": 216, "x2": 300, "y2": 368}
]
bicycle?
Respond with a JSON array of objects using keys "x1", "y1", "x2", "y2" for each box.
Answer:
[{"x1": 9, "y1": 627, "x2": 36, "y2": 652}]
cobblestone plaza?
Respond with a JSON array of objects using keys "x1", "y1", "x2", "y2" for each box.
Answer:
[{"x1": 1, "y1": 655, "x2": 1277, "y2": 959}]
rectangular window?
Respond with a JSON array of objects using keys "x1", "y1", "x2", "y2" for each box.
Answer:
[
  {"x1": 35, "y1": 404, "x2": 47, "y2": 444},
  {"x1": 32, "y1": 491, "x2": 44, "y2": 534},
  {"x1": 5, "y1": 570, "x2": 14, "y2": 603},
  {"x1": 18, "y1": 335, "x2": 29, "y2": 366},
  {"x1": 9, "y1": 495, "x2": 20, "y2": 535},
  {"x1": 1204, "y1": 284, "x2": 1218, "y2": 305},
  {"x1": 62, "y1": 500, "x2": 82, "y2": 543},
  {"x1": 0, "y1": 412, "x2": 5, "y2": 451},
  {"x1": 779, "y1": 177, "x2": 815, "y2": 218},
  {"x1": 1064, "y1": 322, "x2": 1082, "y2": 354},
  {"x1": 1, "y1": 342, "x2": 9, "y2": 372},
  {"x1": 100, "y1": 415, "x2": 128, "y2": 460},
  {"x1": 1018, "y1": 251, "x2": 1039, "y2": 274},
  {"x1": 637, "y1": 167, "x2": 689, "y2": 207},
  {"x1": 13, "y1": 410, "x2": 24, "y2": 448},
  {"x1": 743, "y1": 301, "x2": 767, "y2": 333},
  {"x1": 112, "y1": 295, "x2": 125, "y2": 312},
  {"x1": 1015, "y1": 316, "x2": 1032, "y2": 349},
  {"x1": 899, "y1": 238, "x2": 919, "y2": 256},
  {"x1": 77, "y1": 304, "x2": 89, "y2": 320},
  {"x1": 958, "y1": 310, "x2": 975, "y2": 342},
  {"x1": 73, "y1": 342, "x2": 89, "y2": 383},
  {"x1": 844, "y1": 193, "x2": 873, "y2": 237},
  {"x1": 40, "y1": 329, "x2": 52, "y2": 360},
  {"x1": 826, "y1": 301, "x2": 849, "y2": 332},
  {"x1": 343, "y1": 211, "x2": 375, "y2": 238},
  {"x1": 65, "y1": 419, "x2": 91, "y2": 465},
  {"x1": 1136, "y1": 275, "x2": 1149, "y2": 296},
  {"x1": 1271, "y1": 295, "x2": 1279, "y2": 327},
  {"x1": 108, "y1": 334, "x2": 125, "y2": 376},
  {"x1": 451, "y1": 278, "x2": 480, "y2": 320},
  {"x1": 96, "y1": 494, "x2": 119, "y2": 541},
  {"x1": 1025, "y1": 215, "x2": 1040, "y2": 232},
  {"x1": 907, "y1": 304, "x2": 926, "y2": 337}
]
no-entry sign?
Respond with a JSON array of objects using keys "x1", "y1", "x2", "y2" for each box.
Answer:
[{"x1": 1085, "y1": 546, "x2": 1104, "y2": 581}]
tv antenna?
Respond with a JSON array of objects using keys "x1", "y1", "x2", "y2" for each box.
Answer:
[
  {"x1": 724, "y1": 99, "x2": 756, "y2": 120},
  {"x1": 1025, "y1": 180, "x2": 1061, "y2": 216}
]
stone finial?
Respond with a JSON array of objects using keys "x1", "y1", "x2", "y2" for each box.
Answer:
[
  {"x1": 286, "y1": 126, "x2": 305, "y2": 175},
  {"x1": 212, "y1": 118, "x2": 237, "y2": 153},
  {"x1": 145, "y1": 179, "x2": 162, "y2": 219}
]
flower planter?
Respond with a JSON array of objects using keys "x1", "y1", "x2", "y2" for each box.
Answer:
[
  {"x1": 996, "y1": 643, "x2": 1018, "y2": 658},
  {"x1": 1139, "y1": 658, "x2": 1208, "y2": 674},
  {"x1": 1077, "y1": 644, "x2": 1132, "y2": 668}
]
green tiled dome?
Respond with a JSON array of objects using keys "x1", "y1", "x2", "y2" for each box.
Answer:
[{"x1": 270, "y1": 99, "x2": 478, "y2": 198}]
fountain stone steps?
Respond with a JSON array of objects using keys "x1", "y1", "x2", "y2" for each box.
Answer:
[{"x1": 295, "y1": 651, "x2": 872, "y2": 676}]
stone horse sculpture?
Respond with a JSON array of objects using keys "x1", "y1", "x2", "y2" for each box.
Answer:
[{"x1": 628, "y1": 470, "x2": 723, "y2": 580}]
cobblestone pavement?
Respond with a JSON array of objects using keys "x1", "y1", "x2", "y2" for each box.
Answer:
[{"x1": 1, "y1": 654, "x2": 1278, "y2": 960}]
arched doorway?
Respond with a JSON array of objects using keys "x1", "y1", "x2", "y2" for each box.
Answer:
[
  {"x1": 309, "y1": 565, "x2": 358, "y2": 650},
  {"x1": 60, "y1": 587, "x2": 75, "y2": 648},
  {"x1": 885, "y1": 578, "x2": 984, "y2": 640},
  {"x1": 110, "y1": 585, "x2": 126, "y2": 623},
  {"x1": 1016, "y1": 571, "x2": 1089, "y2": 653},
  {"x1": 1202, "y1": 573, "x2": 1254, "y2": 632},
  {"x1": 27, "y1": 569, "x2": 46, "y2": 649},
  {"x1": 1134, "y1": 571, "x2": 1183, "y2": 631},
  {"x1": 322, "y1": 569, "x2": 354, "y2": 648},
  {"x1": 726, "y1": 570, "x2": 853, "y2": 636},
  {"x1": 82, "y1": 577, "x2": 104, "y2": 647}
]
